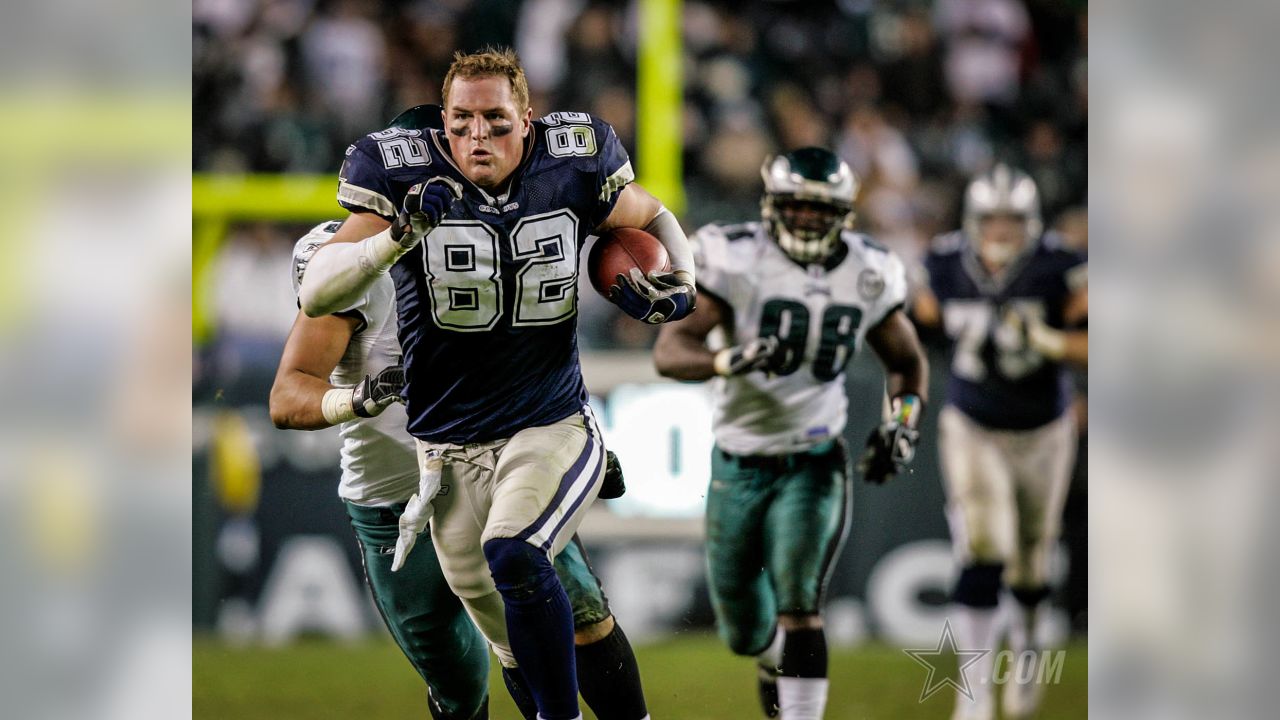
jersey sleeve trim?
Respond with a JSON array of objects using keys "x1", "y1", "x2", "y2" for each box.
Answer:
[
  {"x1": 598, "y1": 160, "x2": 635, "y2": 203},
  {"x1": 338, "y1": 181, "x2": 397, "y2": 219},
  {"x1": 867, "y1": 302, "x2": 906, "y2": 332}
]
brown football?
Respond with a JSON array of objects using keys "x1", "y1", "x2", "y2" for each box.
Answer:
[{"x1": 586, "y1": 227, "x2": 671, "y2": 298}]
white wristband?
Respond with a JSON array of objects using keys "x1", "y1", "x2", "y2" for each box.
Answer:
[
  {"x1": 644, "y1": 207, "x2": 696, "y2": 281},
  {"x1": 1027, "y1": 322, "x2": 1068, "y2": 361},
  {"x1": 361, "y1": 226, "x2": 412, "y2": 275},
  {"x1": 712, "y1": 349, "x2": 733, "y2": 377},
  {"x1": 321, "y1": 388, "x2": 358, "y2": 425}
]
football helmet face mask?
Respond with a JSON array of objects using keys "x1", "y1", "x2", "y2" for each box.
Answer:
[
  {"x1": 760, "y1": 147, "x2": 858, "y2": 264},
  {"x1": 964, "y1": 164, "x2": 1043, "y2": 269}
]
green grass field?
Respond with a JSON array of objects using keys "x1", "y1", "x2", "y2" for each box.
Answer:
[{"x1": 195, "y1": 632, "x2": 1086, "y2": 719}]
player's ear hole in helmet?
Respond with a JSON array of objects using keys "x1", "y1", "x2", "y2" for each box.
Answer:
[
  {"x1": 963, "y1": 163, "x2": 1044, "y2": 268},
  {"x1": 760, "y1": 147, "x2": 858, "y2": 265}
]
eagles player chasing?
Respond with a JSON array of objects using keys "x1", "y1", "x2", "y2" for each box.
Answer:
[
  {"x1": 913, "y1": 165, "x2": 1087, "y2": 720},
  {"x1": 271, "y1": 218, "x2": 649, "y2": 720},
  {"x1": 297, "y1": 48, "x2": 693, "y2": 720},
  {"x1": 654, "y1": 148, "x2": 929, "y2": 720}
]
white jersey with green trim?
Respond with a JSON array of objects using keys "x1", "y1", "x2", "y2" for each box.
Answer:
[
  {"x1": 291, "y1": 222, "x2": 417, "y2": 507},
  {"x1": 692, "y1": 222, "x2": 909, "y2": 456}
]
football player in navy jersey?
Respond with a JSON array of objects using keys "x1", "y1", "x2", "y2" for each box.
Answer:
[
  {"x1": 913, "y1": 165, "x2": 1087, "y2": 720},
  {"x1": 297, "y1": 48, "x2": 691, "y2": 720}
]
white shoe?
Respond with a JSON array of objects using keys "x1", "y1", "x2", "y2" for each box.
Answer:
[{"x1": 1001, "y1": 665, "x2": 1045, "y2": 720}]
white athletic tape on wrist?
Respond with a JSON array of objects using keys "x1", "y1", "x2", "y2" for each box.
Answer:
[
  {"x1": 361, "y1": 226, "x2": 412, "y2": 275},
  {"x1": 321, "y1": 388, "x2": 358, "y2": 425},
  {"x1": 644, "y1": 207, "x2": 696, "y2": 280},
  {"x1": 713, "y1": 349, "x2": 734, "y2": 377}
]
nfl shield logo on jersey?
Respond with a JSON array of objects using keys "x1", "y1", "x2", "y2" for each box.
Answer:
[{"x1": 858, "y1": 268, "x2": 885, "y2": 300}]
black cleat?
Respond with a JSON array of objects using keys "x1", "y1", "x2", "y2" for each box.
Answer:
[
  {"x1": 757, "y1": 662, "x2": 780, "y2": 718},
  {"x1": 598, "y1": 449, "x2": 627, "y2": 499}
]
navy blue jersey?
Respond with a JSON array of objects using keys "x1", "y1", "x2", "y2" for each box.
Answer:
[
  {"x1": 337, "y1": 112, "x2": 634, "y2": 443},
  {"x1": 926, "y1": 231, "x2": 1087, "y2": 430}
]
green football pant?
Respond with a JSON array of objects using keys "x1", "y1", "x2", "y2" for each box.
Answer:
[
  {"x1": 346, "y1": 502, "x2": 489, "y2": 719},
  {"x1": 346, "y1": 503, "x2": 613, "y2": 713},
  {"x1": 704, "y1": 441, "x2": 852, "y2": 656}
]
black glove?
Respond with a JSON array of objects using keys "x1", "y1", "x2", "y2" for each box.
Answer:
[
  {"x1": 713, "y1": 336, "x2": 782, "y2": 377},
  {"x1": 352, "y1": 365, "x2": 406, "y2": 418},
  {"x1": 392, "y1": 177, "x2": 463, "y2": 247},
  {"x1": 857, "y1": 420, "x2": 920, "y2": 484},
  {"x1": 609, "y1": 269, "x2": 696, "y2": 324},
  {"x1": 598, "y1": 449, "x2": 626, "y2": 499}
]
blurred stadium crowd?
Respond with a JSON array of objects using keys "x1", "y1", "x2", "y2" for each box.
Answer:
[{"x1": 194, "y1": 0, "x2": 1087, "y2": 350}]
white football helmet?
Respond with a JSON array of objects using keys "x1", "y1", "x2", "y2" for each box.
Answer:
[
  {"x1": 760, "y1": 147, "x2": 859, "y2": 264},
  {"x1": 963, "y1": 164, "x2": 1043, "y2": 266}
]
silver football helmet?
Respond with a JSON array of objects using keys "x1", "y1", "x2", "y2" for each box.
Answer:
[
  {"x1": 963, "y1": 164, "x2": 1043, "y2": 266},
  {"x1": 760, "y1": 147, "x2": 858, "y2": 264}
]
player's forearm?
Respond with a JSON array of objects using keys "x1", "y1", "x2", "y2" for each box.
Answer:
[
  {"x1": 1027, "y1": 322, "x2": 1088, "y2": 367},
  {"x1": 298, "y1": 228, "x2": 408, "y2": 317},
  {"x1": 884, "y1": 349, "x2": 929, "y2": 403},
  {"x1": 643, "y1": 208, "x2": 695, "y2": 281},
  {"x1": 1059, "y1": 331, "x2": 1088, "y2": 367},
  {"x1": 269, "y1": 371, "x2": 338, "y2": 430},
  {"x1": 653, "y1": 336, "x2": 718, "y2": 382}
]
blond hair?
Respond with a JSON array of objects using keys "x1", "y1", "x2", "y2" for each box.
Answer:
[{"x1": 442, "y1": 47, "x2": 530, "y2": 112}]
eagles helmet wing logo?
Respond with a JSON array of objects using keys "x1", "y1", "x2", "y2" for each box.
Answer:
[{"x1": 858, "y1": 268, "x2": 885, "y2": 300}]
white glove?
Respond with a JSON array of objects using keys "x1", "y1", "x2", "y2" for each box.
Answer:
[{"x1": 392, "y1": 452, "x2": 444, "y2": 572}]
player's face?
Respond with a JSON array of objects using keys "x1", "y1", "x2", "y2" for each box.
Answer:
[
  {"x1": 977, "y1": 213, "x2": 1028, "y2": 268},
  {"x1": 777, "y1": 200, "x2": 843, "y2": 240},
  {"x1": 445, "y1": 76, "x2": 532, "y2": 190}
]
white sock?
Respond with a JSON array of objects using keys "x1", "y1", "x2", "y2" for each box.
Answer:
[
  {"x1": 757, "y1": 626, "x2": 784, "y2": 670},
  {"x1": 952, "y1": 604, "x2": 1002, "y2": 708},
  {"x1": 1006, "y1": 599, "x2": 1039, "y2": 654},
  {"x1": 777, "y1": 676, "x2": 828, "y2": 720}
]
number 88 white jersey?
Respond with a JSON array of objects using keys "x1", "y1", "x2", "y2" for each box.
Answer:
[{"x1": 692, "y1": 222, "x2": 908, "y2": 456}]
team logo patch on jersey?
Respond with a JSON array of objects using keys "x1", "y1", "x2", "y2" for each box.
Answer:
[{"x1": 858, "y1": 268, "x2": 885, "y2": 300}]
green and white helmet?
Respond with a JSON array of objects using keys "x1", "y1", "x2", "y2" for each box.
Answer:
[
  {"x1": 760, "y1": 147, "x2": 859, "y2": 264},
  {"x1": 963, "y1": 163, "x2": 1043, "y2": 249}
]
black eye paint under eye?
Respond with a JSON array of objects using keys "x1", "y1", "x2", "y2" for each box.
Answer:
[
  {"x1": 450, "y1": 126, "x2": 469, "y2": 137},
  {"x1": 492, "y1": 125, "x2": 513, "y2": 136}
]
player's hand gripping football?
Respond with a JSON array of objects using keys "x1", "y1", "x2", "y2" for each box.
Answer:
[
  {"x1": 392, "y1": 177, "x2": 464, "y2": 248},
  {"x1": 713, "y1": 336, "x2": 782, "y2": 377},
  {"x1": 858, "y1": 394, "x2": 924, "y2": 484},
  {"x1": 610, "y1": 268, "x2": 696, "y2": 324},
  {"x1": 352, "y1": 364, "x2": 406, "y2": 418},
  {"x1": 392, "y1": 451, "x2": 444, "y2": 572}
]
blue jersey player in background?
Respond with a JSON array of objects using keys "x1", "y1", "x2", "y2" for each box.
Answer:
[
  {"x1": 914, "y1": 165, "x2": 1087, "y2": 720},
  {"x1": 298, "y1": 48, "x2": 694, "y2": 720}
]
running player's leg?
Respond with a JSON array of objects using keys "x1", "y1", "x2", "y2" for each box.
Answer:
[
  {"x1": 706, "y1": 447, "x2": 778, "y2": 658},
  {"x1": 1002, "y1": 411, "x2": 1077, "y2": 720},
  {"x1": 554, "y1": 536, "x2": 649, "y2": 720},
  {"x1": 762, "y1": 441, "x2": 851, "y2": 720},
  {"x1": 939, "y1": 406, "x2": 1017, "y2": 719},
  {"x1": 347, "y1": 502, "x2": 489, "y2": 720},
  {"x1": 482, "y1": 407, "x2": 606, "y2": 720}
]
